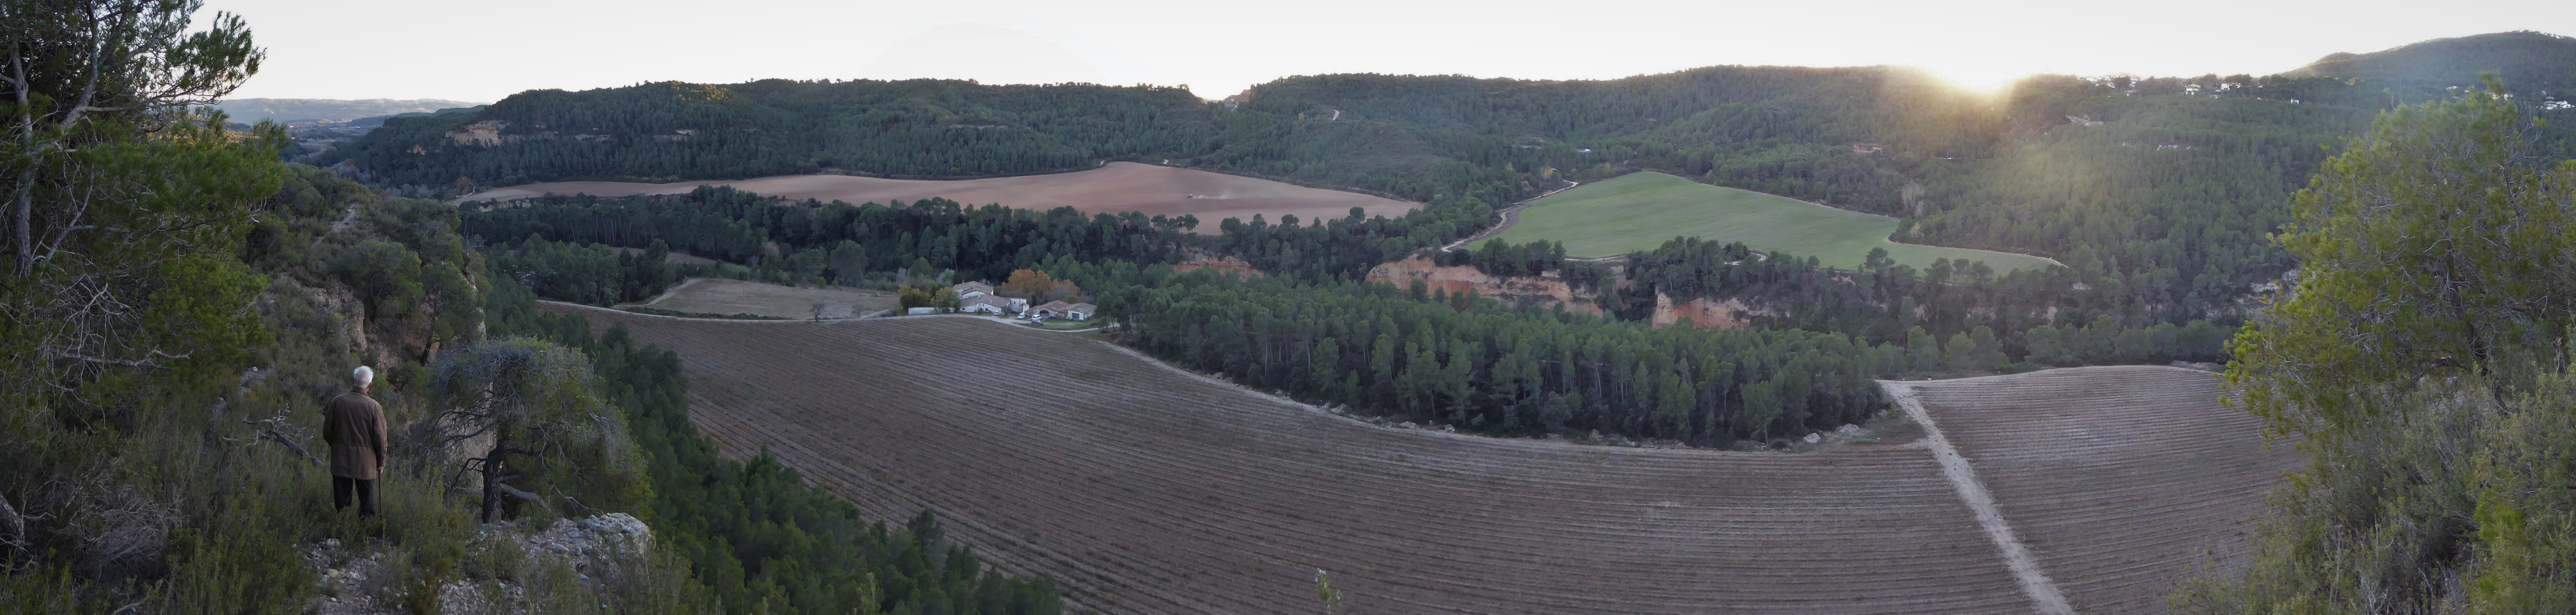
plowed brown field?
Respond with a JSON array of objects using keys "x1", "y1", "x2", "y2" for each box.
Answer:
[
  {"x1": 553, "y1": 304, "x2": 2290, "y2": 614},
  {"x1": 462, "y1": 162, "x2": 1417, "y2": 235},
  {"x1": 1904, "y1": 367, "x2": 2300, "y2": 614},
  {"x1": 623, "y1": 278, "x2": 896, "y2": 320}
]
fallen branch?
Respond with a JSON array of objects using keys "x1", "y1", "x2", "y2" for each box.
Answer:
[
  {"x1": 0, "y1": 491, "x2": 26, "y2": 552},
  {"x1": 241, "y1": 418, "x2": 321, "y2": 467},
  {"x1": 51, "y1": 348, "x2": 190, "y2": 368},
  {"x1": 492, "y1": 482, "x2": 540, "y2": 502},
  {"x1": 559, "y1": 494, "x2": 601, "y2": 517}
]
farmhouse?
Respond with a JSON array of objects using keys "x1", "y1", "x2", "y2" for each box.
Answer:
[
  {"x1": 960, "y1": 294, "x2": 1027, "y2": 315},
  {"x1": 1032, "y1": 301, "x2": 1096, "y2": 320},
  {"x1": 953, "y1": 281, "x2": 995, "y2": 299}
]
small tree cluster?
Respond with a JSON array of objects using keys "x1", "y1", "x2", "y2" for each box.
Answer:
[
  {"x1": 425, "y1": 338, "x2": 650, "y2": 523},
  {"x1": 896, "y1": 284, "x2": 960, "y2": 311},
  {"x1": 1002, "y1": 268, "x2": 1084, "y2": 302}
]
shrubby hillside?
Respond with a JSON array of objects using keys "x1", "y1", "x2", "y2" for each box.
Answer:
[
  {"x1": 2183, "y1": 77, "x2": 2576, "y2": 614},
  {"x1": 1, "y1": 4, "x2": 1064, "y2": 613}
]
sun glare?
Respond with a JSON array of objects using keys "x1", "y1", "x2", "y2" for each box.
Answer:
[{"x1": 1916, "y1": 63, "x2": 2032, "y2": 94}]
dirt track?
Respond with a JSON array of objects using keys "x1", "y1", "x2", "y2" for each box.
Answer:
[
  {"x1": 1440, "y1": 179, "x2": 1577, "y2": 253},
  {"x1": 461, "y1": 162, "x2": 1417, "y2": 235},
  {"x1": 1902, "y1": 367, "x2": 2299, "y2": 614},
  {"x1": 1883, "y1": 383, "x2": 2075, "y2": 615},
  {"x1": 554, "y1": 306, "x2": 2290, "y2": 614}
]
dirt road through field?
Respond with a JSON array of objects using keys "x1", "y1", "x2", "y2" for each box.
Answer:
[
  {"x1": 1901, "y1": 367, "x2": 2296, "y2": 613},
  {"x1": 1883, "y1": 382, "x2": 2077, "y2": 615},
  {"x1": 1441, "y1": 180, "x2": 1578, "y2": 253}
]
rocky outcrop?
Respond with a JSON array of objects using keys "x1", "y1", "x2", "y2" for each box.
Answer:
[
  {"x1": 1650, "y1": 294, "x2": 1759, "y2": 330},
  {"x1": 445, "y1": 120, "x2": 510, "y2": 147},
  {"x1": 307, "y1": 513, "x2": 655, "y2": 615},
  {"x1": 1364, "y1": 255, "x2": 1785, "y2": 329},
  {"x1": 511, "y1": 513, "x2": 653, "y2": 567},
  {"x1": 293, "y1": 277, "x2": 450, "y2": 368},
  {"x1": 1366, "y1": 255, "x2": 1600, "y2": 313}
]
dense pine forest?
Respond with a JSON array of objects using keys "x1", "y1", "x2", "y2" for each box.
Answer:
[
  {"x1": 1102, "y1": 270, "x2": 1890, "y2": 443},
  {"x1": 344, "y1": 80, "x2": 1215, "y2": 186}
]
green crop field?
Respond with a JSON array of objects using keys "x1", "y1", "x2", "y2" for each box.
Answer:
[{"x1": 1477, "y1": 172, "x2": 2060, "y2": 272}]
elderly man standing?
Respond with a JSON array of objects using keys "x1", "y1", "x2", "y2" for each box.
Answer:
[{"x1": 324, "y1": 366, "x2": 389, "y2": 516}]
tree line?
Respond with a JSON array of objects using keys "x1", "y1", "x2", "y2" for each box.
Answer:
[
  {"x1": 1604, "y1": 237, "x2": 2235, "y2": 366},
  {"x1": 1088, "y1": 266, "x2": 1891, "y2": 445},
  {"x1": 462, "y1": 186, "x2": 1199, "y2": 288}
]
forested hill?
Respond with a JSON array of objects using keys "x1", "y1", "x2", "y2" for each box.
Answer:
[
  {"x1": 337, "y1": 66, "x2": 1979, "y2": 210},
  {"x1": 338, "y1": 33, "x2": 2576, "y2": 310},
  {"x1": 341, "y1": 79, "x2": 1218, "y2": 188},
  {"x1": 1214, "y1": 66, "x2": 1996, "y2": 213},
  {"x1": 2286, "y1": 31, "x2": 2576, "y2": 99}
]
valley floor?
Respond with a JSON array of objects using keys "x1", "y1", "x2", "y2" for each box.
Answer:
[{"x1": 552, "y1": 304, "x2": 2287, "y2": 614}]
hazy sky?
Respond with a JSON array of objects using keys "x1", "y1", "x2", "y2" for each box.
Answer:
[{"x1": 205, "y1": 0, "x2": 2576, "y2": 103}]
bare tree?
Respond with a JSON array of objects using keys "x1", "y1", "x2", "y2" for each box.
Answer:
[
  {"x1": 2, "y1": 0, "x2": 276, "y2": 420},
  {"x1": 0, "y1": 490, "x2": 26, "y2": 561},
  {"x1": 6, "y1": 0, "x2": 264, "y2": 275}
]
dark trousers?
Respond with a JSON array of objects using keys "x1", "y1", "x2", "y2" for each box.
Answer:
[{"x1": 333, "y1": 476, "x2": 378, "y2": 516}]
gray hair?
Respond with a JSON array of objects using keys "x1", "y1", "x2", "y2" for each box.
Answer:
[{"x1": 353, "y1": 365, "x2": 375, "y2": 388}]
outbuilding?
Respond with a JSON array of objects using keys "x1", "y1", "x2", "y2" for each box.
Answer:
[
  {"x1": 1034, "y1": 301, "x2": 1096, "y2": 320},
  {"x1": 960, "y1": 294, "x2": 1026, "y2": 315}
]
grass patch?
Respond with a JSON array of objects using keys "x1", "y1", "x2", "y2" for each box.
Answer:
[{"x1": 1477, "y1": 172, "x2": 2058, "y2": 272}]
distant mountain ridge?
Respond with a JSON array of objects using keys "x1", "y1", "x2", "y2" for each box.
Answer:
[
  {"x1": 2286, "y1": 30, "x2": 2576, "y2": 94},
  {"x1": 211, "y1": 97, "x2": 484, "y2": 123}
]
